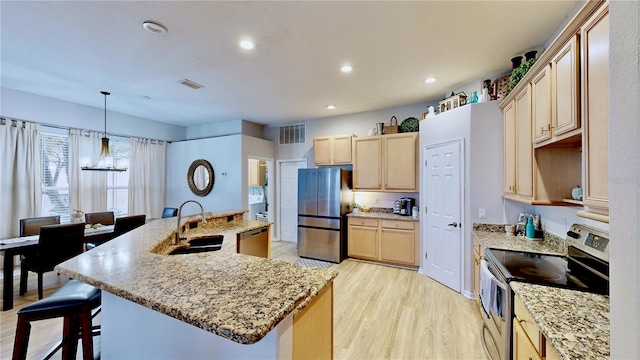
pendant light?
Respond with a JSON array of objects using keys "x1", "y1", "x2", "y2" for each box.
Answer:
[{"x1": 81, "y1": 91, "x2": 127, "y2": 171}]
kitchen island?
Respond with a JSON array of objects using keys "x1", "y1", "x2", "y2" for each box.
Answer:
[{"x1": 56, "y1": 210, "x2": 336, "y2": 359}]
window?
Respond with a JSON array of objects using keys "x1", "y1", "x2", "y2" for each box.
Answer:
[
  {"x1": 41, "y1": 128, "x2": 70, "y2": 222},
  {"x1": 106, "y1": 136, "x2": 130, "y2": 217},
  {"x1": 40, "y1": 128, "x2": 131, "y2": 221}
]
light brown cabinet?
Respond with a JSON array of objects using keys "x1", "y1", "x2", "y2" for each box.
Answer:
[
  {"x1": 531, "y1": 64, "x2": 552, "y2": 144},
  {"x1": 513, "y1": 319, "x2": 542, "y2": 360},
  {"x1": 313, "y1": 135, "x2": 353, "y2": 166},
  {"x1": 353, "y1": 133, "x2": 418, "y2": 192},
  {"x1": 581, "y1": 4, "x2": 610, "y2": 216},
  {"x1": 348, "y1": 217, "x2": 418, "y2": 267},
  {"x1": 551, "y1": 35, "x2": 580, "y2": 137},
  {"x1": 513, "y1": 295, "x2": 560, "y2": 360},
  {"x1": 248, "y1": 159, "x2": 266, "y2": 186},
  {"x1": 472, "y1": 237, "x2": 482, "y2": 310},
  {"x1": 503, "y1": 86, "x2": 533, "y2": 200}
]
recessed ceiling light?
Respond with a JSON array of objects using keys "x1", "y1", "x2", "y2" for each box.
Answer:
[
  {"x1": 240, "y1": 39, "x2": 255, "y2": 50},
  {"x1": 424, "y1": 77, "x2": 437, "y2": 84},
  {"x1": 142, "y1": 21, "x2": 168, "y2": 34},
  {"x1": 326, "y1": 104, "x2": 336, "y2": 110},
  {"x1": 340, "y1": 65, "x2": 353, "y2": 73}
]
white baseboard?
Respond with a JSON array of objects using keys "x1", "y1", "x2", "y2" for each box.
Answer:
[{"x1": 462, "y1": 289, "x2": 476, "y2": 300}]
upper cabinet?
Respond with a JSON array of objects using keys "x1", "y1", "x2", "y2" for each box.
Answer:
[
  {"x1": 581, "y1": 4, "x2": 610, "y2": 216},
  {"x1": 353, "y1": 133, "x2": 418, "y2": 192},
  {"x1": 500, "y1": 0, "x2": 609, "y2": 216},
  {"x1": 248, "y1": 159, "x2": 266, "y2": 186},
  {"x1": 313, "y1": 135, "x2": 354, "y2": 166}
]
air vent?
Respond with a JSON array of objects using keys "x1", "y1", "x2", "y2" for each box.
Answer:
[
  {"x1": 279, "y1": 123, "x2": 306, "y2": 145},
  {"x1": 178, "y1": 79, "x2": 204, "y2": 90}
]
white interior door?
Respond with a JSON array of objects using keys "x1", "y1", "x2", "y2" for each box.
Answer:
[
  {"x1": 278, "y1": 160, "x2": 306, "y2": 243},
  {"x1": 424, "y1": 140, "x2": 463, "y2": 292}
]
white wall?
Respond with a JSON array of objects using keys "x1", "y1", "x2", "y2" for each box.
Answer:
[
  {"x1": 166, "y1": 135, "x2": 243, "y2": 213},
  {"x1": 609, "y1": 1, "x2": 640, "y2": 358},
  {"x1": 186, "y1": 119, "x2": 243, "y2": 140},
  {"x1": 1, "y1": 87, "x2": 186, "y2": 141},
  {"x1": 420, "y1": 102, "x2": 504, "y2": 295}
]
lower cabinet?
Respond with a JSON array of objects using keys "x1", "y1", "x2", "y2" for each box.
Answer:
[
  {"x1": 472, "y1": 237, "x2": 482, "y2": 310},
  {"x1": 348, "y1": 217, "x2": 418, "y2": 267},
  {"x1": 513, "y1": 295, "x2": 560, "y2": 360}
]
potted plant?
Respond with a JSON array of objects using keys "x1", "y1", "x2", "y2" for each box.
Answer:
[
  {"x1": 351, "y1": 202, "x2": 361, "y2": 214},
  {"x1": 509, "y1": 58, "x2": 537, "y2": 91}
]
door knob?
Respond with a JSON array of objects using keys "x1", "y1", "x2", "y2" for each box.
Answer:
[{"x1": 447, "y1": 222, "x2": 458, "y2": 227}]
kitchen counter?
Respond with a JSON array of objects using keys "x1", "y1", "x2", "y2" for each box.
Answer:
[
  {"x1": 511, "y1": 282, "x2": 609, "y2": 360},
  {"x1": 472, "y1": 223, "x2": 565, "y2": 255},
  {"x1": 55, "y1": 210, "x2": 337, "y2": 346},
  {"x1": 347, "y1": 211, "x2": 418, "y2": 222}
]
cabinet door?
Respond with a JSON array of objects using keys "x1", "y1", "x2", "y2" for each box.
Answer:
[
  {"x1": 248, "y1": 159, "x2": 259, "y2": 186},
  {"x1": 348, "y1": 224, "x2": 379, "y2": 260},
  {"x1": 503, "y1": 100, "x2": 516, "y2": 194},
  {"x1": 552, "y1": 35, "x2": 580, "y2": 136},
  {"x1": 383, "y1": 133, "x2": 418, "y2": 191},
  {"x1": 313, "y1": 137, "x2": 332, "y2": 165},
  {"x1": 353, "y1": 137, "x2": 382, "y2": 190},
  {"x1": 515, "y1": 85, "x2": 533, "y2": 198},
  {"x1": 332, "y1": 135, "x2": 353, "y2": 164},
  {"x1": 380, "y1": 220, "x2": 416, "y2": 265},
  {"x1": 472, "y1": 248, "x2": 480, "y2": 301},
  {"x1": 582, "y1": 5, "x2": 609, "y2": 210},
  {"x1": 513, "y1": 319, "x2": 542, "y2": 360},
  {"x1": 531, "y1": 64, "x2": 552, "y2": 143}
]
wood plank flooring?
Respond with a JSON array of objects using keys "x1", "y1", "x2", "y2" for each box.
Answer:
[{"x1": 0, "y1": 241, "x2": 486, "y2": 359}]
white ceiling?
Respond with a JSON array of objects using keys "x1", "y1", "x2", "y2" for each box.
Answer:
[{"x1": 1, "y1": 1, "x2": 580, "y2": 127}]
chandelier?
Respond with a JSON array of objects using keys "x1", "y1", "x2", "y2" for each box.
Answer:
[{"x1": 81, "y1": 91, "x2": 127, "y2": 171}]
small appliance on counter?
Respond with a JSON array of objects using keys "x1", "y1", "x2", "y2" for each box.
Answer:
[
  {"x1": 399, "y1": 197, "x2": 415, "y2": 216},
  {"x1": 393, "y1": 200, "x2": 401, "y2": 214}
]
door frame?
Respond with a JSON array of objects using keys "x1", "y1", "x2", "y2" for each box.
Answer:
[
  {"x1": 276, "y1": 158, "x2": 307, "y2": 242},
  {"x1": 419, "y1": 138, "x2": 465, "y2": 293}
]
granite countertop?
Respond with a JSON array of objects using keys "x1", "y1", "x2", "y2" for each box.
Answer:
[
  {"x1": 56, "y1": 210, "x2": 337, "y2": 345},
  {"x1": 511, "y1": 282, "x2": 609, "y2": 360},
  {"x1": 472, "y1": 223, "x2": 566, "y2": 255},
  {"x1": 347, "y1": 211, "x2": 418, "y2": 222}
]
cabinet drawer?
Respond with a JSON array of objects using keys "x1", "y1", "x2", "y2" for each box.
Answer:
[
  {"x1": 514, "y1": 295, "x2": 542, "y2": 354},
  {"x1": 349, "y1": 218, "x2": 378, "y2": 227},
  {"x1": 380, "y1": 220, "x2": 415, "y2": 230}
]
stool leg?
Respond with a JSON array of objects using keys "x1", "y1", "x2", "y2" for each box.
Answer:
[
  {"x1": 12, "y1": 314, "x2": 31, "y2": 360},
  {"x1": 61, "y1": 314, "x2": 79, "y2": 360},
  {"x1": 19, "y1": 266, "x2": 28, "y2": 296},
  {"x1": 80, "y1": 304, "x2": 95, "y2": 360},
  {"x1": 37, "y1": 273, "x2": 44, "y2": 300}
]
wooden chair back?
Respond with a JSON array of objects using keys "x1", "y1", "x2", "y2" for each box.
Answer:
[
  {"x1": 84, "y1": 212, "x2": 115, "y2": 226},
  {"x1": 37, "y1": 223, "x2": 85, "y2": 269},
  {"x1": 113, "y1": 215, "x2": 146, "y2": 236},
  {"x1": 19, "y1": 216, "x2": 61, "y2": 237}
]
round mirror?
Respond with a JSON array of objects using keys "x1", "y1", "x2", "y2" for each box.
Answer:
[{"x1": 187, "y1": 159, "x2": 214, "y2": 196}]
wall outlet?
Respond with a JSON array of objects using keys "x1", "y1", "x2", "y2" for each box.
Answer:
[{"x1": 479, "y1": 208, "x2": 487, "y2": 219}]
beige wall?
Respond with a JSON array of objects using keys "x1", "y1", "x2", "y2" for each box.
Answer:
[{"x1": 609, "y1": 1, "x2": 640, "y2": 358}]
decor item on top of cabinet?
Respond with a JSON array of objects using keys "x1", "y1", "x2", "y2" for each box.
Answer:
[
  {"x1": 490, "y1": 75, "x2": 509, "y2": 100},
  {"x1": 438, "y1": 92, "x2": 468, "y2": 114},
  {"x1": 469, "y1": 91, "x2": 478, "y2": 104},
  {"x1": 399, "y1": 117, "x2": 420, "y2": 133},
  {"x1": 509, "y1": 57, "x2": 538, "y2": 91},
  {"x1": 571, "y1": 185, "x2": 583, "y2": 201},
  {"x1": 386, "y1": 116, "x2": 399, "y2": 134}
]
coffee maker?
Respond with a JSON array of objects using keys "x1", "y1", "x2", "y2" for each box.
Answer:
[{"x1": 399, "y1": 197, "x2": 415, "y2": 216}]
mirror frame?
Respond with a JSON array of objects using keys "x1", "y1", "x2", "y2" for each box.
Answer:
[{"x1": 187, "y1": 159, "x2": 214, "y2": 197}]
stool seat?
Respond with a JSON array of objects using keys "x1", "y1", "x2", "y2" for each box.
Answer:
[
  {"x1": 13, "y1": 280, "x2": 101, "y2": 360},
  {"x1": 18, "y1": 280, "x2": 100, "y2": 315}
]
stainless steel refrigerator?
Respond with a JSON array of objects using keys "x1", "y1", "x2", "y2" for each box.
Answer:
[{"x1": 297, "y1": 168, "x2": 351, "y2": 263}]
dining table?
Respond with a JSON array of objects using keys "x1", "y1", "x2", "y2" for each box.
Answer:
[{"x1": 0, "y1": 224, "x2": 114, "y2": 311}]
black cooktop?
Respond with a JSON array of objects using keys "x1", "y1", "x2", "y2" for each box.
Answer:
[{"x1": 485, "y1": 247, "x2": 609, "y2": 295}]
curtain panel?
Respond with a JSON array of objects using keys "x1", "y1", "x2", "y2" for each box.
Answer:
[
  {"x1": 68, "y1": 129, "x2": 107, "y2": 214},
  {"x1": 0, "y1": 119, "x2": 42, "y2": 238},
  {"x1": 129, "y1": 137, "x2": 166, "y2": 219}
]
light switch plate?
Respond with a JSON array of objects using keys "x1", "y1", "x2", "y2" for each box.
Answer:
[{"x1": 479, "y1": 208, "x2": 487, "y2": 219}]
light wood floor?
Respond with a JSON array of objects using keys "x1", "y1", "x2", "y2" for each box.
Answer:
[{"x1": 1, "y1": 242, "x2": 485, "y2": 359}]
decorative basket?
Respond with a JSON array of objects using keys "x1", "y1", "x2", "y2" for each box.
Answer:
[{"x1": 386, "y1": 116, "x2": 399, "y2": 134}]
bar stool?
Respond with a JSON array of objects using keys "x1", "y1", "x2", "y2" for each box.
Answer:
[{"x1": 13, "y1": 280, "x2": 101, "y2": 360}]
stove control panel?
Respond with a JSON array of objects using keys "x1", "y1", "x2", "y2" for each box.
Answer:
[{"x1": 567, "y1": 224, "x2": 609, "y2": 262}]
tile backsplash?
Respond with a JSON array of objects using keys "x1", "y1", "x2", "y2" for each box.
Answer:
[{"x1": 353, "y1": 192, "x2": 418, "y2": 209}]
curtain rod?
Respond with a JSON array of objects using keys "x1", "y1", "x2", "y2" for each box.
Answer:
[{"x1": 0, "y1": 116, "x2": 172, "y2": 143}]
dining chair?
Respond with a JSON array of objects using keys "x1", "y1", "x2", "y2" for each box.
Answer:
[
  {"x1": 19, "y1": 223, "x2": 85, "y2": 299},
  {"x1": 162, "y1": 207, "x2": 178, "y2": 218},
  {"x1": 84, "y1": 211, "x2": 115, "y2": 226},
  {"x1": 113, "y1": 214, "x2": 146, "y2": 236},
  {"x1": 19, "y1": 216, "x2": 61, "y2": 237}
]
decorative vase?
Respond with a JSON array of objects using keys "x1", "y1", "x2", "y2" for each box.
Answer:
[
  {"x1": 525, "y1": 50, "x2": 538, "y2": 61},
  {"x1": 571, "y1": 185, "x2": 583, "y2": 201},
  {"x1": 511, "y1": 56, "x2": 523, "y2": 69}
]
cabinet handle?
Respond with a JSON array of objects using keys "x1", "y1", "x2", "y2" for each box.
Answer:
[{"x1": 541, "y1": 124, "x2": 554, "y2": 133}]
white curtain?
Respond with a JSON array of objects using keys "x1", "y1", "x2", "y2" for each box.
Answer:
[
  {"x1": 128, "y1": 137, "x2": 166, "y2": 219},
  {"x1": 68, "y1": 129, "x2": 107, "y2": 213},
  {"x1": 0, "y1": 119, "x2": 42, "y2": 238}
]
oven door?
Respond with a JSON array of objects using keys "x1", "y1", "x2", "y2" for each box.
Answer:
[{"x1": 480, "y1": 259, "x2": 510, "y2": 360}]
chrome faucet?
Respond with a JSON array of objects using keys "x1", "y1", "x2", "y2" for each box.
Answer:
[{"x1": 176, "y1": 200, "x2": 207, "y2": 244}]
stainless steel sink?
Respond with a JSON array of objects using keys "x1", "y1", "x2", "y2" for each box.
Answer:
[{"x1": 168, "y1": 234, "x2": 224, "y2": 255}]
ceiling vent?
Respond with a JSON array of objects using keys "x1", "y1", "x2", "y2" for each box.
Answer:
[
  {"x1": 178, "y1": 79, "x2": 204, "y2": 90},
  {"x1": 279, "y1": 123, "x2": 306, "y2": 145}
]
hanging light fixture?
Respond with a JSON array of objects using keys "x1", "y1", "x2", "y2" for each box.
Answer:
[{"x1": 81, "y1": 91, "x2": 127, "y2": 171}]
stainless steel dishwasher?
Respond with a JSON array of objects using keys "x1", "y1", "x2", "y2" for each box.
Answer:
[{"x1": 237, "y1": 226, "x2": 270, "y2": 258}]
